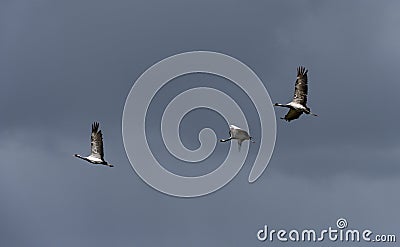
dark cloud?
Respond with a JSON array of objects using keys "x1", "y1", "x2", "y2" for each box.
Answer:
[{"x1": 0, "y1": 0, "x2": 399, "y2": 246}]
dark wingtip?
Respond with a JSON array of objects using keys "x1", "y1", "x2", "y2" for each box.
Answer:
[
  {"x1": 297, "y1": 66, "x2": 308, "y2": 76},
  {"x1": 92, "y1": 121, "x2": 100, "y2": 132},
  {"x1": 280, "y1": 117, "x2": 290, "y2": 122}
]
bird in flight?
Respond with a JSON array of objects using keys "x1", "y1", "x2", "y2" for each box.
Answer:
[
  {"x1": 74, "y1": 122, "x2": 113, "y2": 167},
  {"x1": 274, "y1": 66, "x2": 318, "y2": 122},
  {"x1": 220, "y1": 124, "x2": 255, "y2": 151}
]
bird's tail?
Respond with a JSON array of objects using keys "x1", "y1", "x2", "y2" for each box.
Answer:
[{"x1": 306, "y1": 107, "x2": 318, "y2": 117}]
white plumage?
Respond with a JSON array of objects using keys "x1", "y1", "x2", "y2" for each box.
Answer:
[
  {"x1": 220, "y1": 124, "x2": 255, "y2": 151},
  {"x1": 74, "y1": 122, "x2": 113, "y2": 167},
  {"x1": 274, "y1": 66, "x2": 318, "y2": 122}
]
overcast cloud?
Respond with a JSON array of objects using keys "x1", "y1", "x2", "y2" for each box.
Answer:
[{"x1": 1, "y1": 0, "x2": 399, "y2": 246}]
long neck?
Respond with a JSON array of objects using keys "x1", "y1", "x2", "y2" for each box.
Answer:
[
  {"x1": 75, "y1": 154, "x2": 88, "y2": 161},
  {"x1": 274, "y1": 103, "x2": 290, "y2": 108},
  {"x1": 220, "y1": 137, "x2": 232, "y2": 142}
]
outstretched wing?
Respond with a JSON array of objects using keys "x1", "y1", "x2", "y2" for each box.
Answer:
[
  {"x1": 283, "y1": 109, "x2": 303, "y2": 122},
  {"x1": 293, "y1": 66, "x2": 308, "y2": 104},
  {"x1": 90, "y1": 122, "x2": 104, "y2": 159},
  {"x1": 235, "y1": 129, "x2": 250, "y2": 139},
  {"x1": 237, "y1": 139, "x2": 243, "y2": 151}
]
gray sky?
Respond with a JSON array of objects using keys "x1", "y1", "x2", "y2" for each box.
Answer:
[{"x1": 1, "y1": 0, "x2": 399, "y2": 246}]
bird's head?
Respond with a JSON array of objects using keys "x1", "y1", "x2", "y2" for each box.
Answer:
[
  {"x1": 74, "y1": 154, "x2": 79, "y2": 157},
  {"x1": 274, "y1": 103, "x2": 279, "y2": 106}
]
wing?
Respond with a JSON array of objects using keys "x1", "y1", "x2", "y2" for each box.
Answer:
[
  {"x1": 90, "y1": 122, "x2": 104, "y2": 159},
  {"x1": 236, "y1": 129, "x2": 250, "y2": 139},
  {"x1": 237, "y1": 139, "x2": 243, "y2": 151},
  {"x1": 283, "y1": 109, "x2": 303, "y2": 122},
  {"x1": 293, "y1": 66, "x2": 308, "y2": 104}
]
